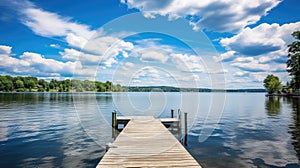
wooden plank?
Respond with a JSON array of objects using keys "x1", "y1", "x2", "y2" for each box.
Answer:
[
  {"x1": 97, "y1": 116, "x2": 201, "y2": 168},
  {"x1": 117, "y1": 116, "x2": 179, "y2": 123},
  {"x1": 159, "y1": 118, "x2": 179, "y2": 123},
  {"x1": 116, "y1": 116, "x2": 133, "y2": 120},
  {"x1": 117, "y1": 116, "x2": 179, "y2": 122}
]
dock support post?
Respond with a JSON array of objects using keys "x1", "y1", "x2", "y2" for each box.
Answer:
[
  {"x1": 169, "y1": 109, "x2": 175, "y2": 131},
  {"x1": 184, "y1": 112, "x2": 188, "y2": 146},
  {"x1": 112, "y1": 111, "x2": 117, "y2": 128},
  {"x1": 112, "y1": 111, "x2": 117, "y2": 139},
  {"x1": 178, "y1": 109, "x2": 182, "y2": 141}
]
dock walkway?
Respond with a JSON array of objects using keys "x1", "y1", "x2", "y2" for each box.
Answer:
[{"x1": 97, "y1": 116, "x2": 201, "y2": 167}]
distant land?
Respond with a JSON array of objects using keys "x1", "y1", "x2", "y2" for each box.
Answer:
[
  {"x1": 124, "y1": 86, "x2": 266, "y2": 92},
  {"x1": 0, "y1": 75, "x2": 266, "y2": 93}
]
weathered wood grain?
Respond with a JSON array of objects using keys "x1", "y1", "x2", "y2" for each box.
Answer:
[{"x1": 97, "y1": 116, "x2": 201, "y2": 168}]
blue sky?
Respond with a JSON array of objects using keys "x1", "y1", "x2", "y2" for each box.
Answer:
[{"x1": 0, "y1": 0, "x2": 299, "y2": 89}]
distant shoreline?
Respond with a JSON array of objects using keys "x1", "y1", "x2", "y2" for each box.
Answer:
[
  {"x1": 265, "y1": 93, "x2": 300, "y2": 97},
  {"x1": 0, "y1": 88, "x2": 267, "y2": 93},
  {"x1": 123, "y1": 86, "x2": 266, "y2": 93}
]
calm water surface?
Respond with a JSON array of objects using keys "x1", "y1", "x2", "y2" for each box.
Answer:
[{"x1": 0, "y1": 92, "x2": 300, "y2": 167}]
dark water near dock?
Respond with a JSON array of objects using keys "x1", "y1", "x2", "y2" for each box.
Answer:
[{"x1": 0, "y1": 93, "x2": 300, "y2": 167}]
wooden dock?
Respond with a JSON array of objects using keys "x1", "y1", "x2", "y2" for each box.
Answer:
[{"x1": 97, "y1": 115, "x2": 201, "y2": 167}]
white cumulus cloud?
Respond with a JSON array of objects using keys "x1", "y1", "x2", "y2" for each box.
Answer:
[
  {"x1": 171, "y1": 53, "x2": 204, "y2": 73},
  {"x1": 140, "y1": 50, "x2": 169, "y2": 63},
  {"x1": 220, "y1": 22, "x2": 300, "y2": 57},
  {"x1": 0, "y1": 45, "x2": 12, "y2": 55},
  {"x1": 232, "y1": 57, "x2": 269, "y2": 72},
  {"x1": 219, "y1": 21, "x2": 300, "y2": 79},
  {"x1": 121, "y1": 0, "x2": 282, "y2": 33},
  {"x1": 20, "y1": 52, "x2": 79, "y2": 75},
  {"x1": 0, "y1": 45, "x2": 80, "y2": 77},
  {"x1": 59, "y1": 48, "x2": 101, "y2": 64}
]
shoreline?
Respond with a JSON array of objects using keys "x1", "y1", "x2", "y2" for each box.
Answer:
[
  {"x1": 0, "y1": 91, "x2": 267, "y2": 94},
  {"x1": 265, "y1": 93, "x2": 300, "y2": 97}
]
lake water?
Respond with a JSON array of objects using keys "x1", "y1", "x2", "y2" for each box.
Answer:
[{"x1": 0, "y1": 92, "x2": 300, "y2": 167}]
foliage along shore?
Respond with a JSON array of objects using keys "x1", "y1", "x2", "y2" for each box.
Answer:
[
  {"x1": 0, "y1": 75, "x2": 123, "y2": 92},
  {"x1": 0, "y1": 75, "x2": 266, "y2": 93}
]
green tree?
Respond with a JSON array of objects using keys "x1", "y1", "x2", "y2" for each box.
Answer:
[
  {"x1": 63, "y1": 79, "x2": 71, "y2": 92},
  {"x1": 0, "y1": 76, "x2": 13, "y2": 91},
  {"x1": 58, "y1": 84, "x2": 64, "y2": 92},
  {"x1": 38, "y1": 79, "x2": 48, "y2": 90},
  {"x1": 83, "y1": 80, "x2": 95, "y2": 91},
  {"x1": 37, "y1": 88, "x2": 45, "y2": 92},
  {"x1": 95, "y1": 81, "x2": 106, "y2": 92},
  {"x1": 23, "y1": 77, "x2": 37, "y2": 89},
  {"x1": 290, "y1": 77, "x2": 296, "y2": 91},
  {"x1": 105, "y1": 81, "x2": 112, "y2": 92},
  {"x1": 114, "y1": 84, "x2": 124, "y2": 92},
  {"x1": 49, "y1": 82, "x2": 55, "y2": 90},
  {"x1": 15, "y1": 79, "x2": 24, "y2": 89},
  {"x1": 71, "y1": 79, "x2": 83, "y2": 92},
  {"x1": 263, "y1": 74, "x2": 282, "y2": 94},
  {"x1": 15, "y1": 79, "x2": 25, "y2": 92},
  {"x1": 287, "y1": 31, "x2": 300, "y2": 90},
  {"x1": 49, "y1": 79, "x2": 58, "y2": 91},
  {"x1": 46, "y1": 86, "x2": 50, "y2": 92},
  {"x1": 27, "y1": 79, "x2": 36, "y2": 91}
]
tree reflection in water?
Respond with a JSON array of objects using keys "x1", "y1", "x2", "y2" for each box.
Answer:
[
  {"x1": 286, "y1": 97, "x2": 300, "y2": 161},
  {"x1": 265, "y1": 96, "x2": 281, "y2": 116}
]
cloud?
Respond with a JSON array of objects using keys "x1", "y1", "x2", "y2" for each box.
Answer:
[
  {"x1": 19, "y1": 4, "x2": 98, "y2": 52},
  {"x1": 234, "y1": 71, "x2": 250, "y2": 77},
  {"x1": 61, "y1": 31, "x2": 134, "y2": 70},
  {"x1": 18, "y1": 2, "x2": 135, "y2": 70},
  {"x1": 220, "y1": 22, "x2": 300, "y2": 56},
  {"x1": 124, "y1": 62, "x2": 134, "y2": 68},
  {"x1": 20, "y1": 52, "x2": 79, "y2": 75},
  {"x1": 81, "y1": 35, "x2": 134, "y2": 60},
  {"x1": 49, "y1": 44, "x2": 60, "y2": 49},
  {"x1": 60, "y1": 37, "x2": 134, "y2": 68},
  {"x1": 231, "y1": 57, "x2": 270, "y2": 72},
  {"x1": 103, "y1": 57, "x2": 118, "y2": 68},
  {"x1": 230, "y1": 56, "x2": 287, "y2": 73},
  {"x1": 258, "y1": 56, "x2": 273, "y2": 64},
  {"x1": 0, "y1": 50, "x2": 29, "y2": 74},
  {"x1": 66, "y1": 33, "x2": 88, "y2": 49},
  {"x1": 217, "y1": 21, "x2": 300, "y2": 85},
  {"x1": 18, "y1": 1, "x2": 134, "y2": 57},
  {"x1": 171, "y1": 53, "x2": 204, "y2": 73},
  {"x1": 140, "y1": 50, "x2": 169, "y2": 63},
  {"x1": 130, "y1": 66, "x2": 176, "y2": 86},
  {"x1": 0, "y1": 45, "x2": 79, "y2": 77},
  {"x1": 59, "y1": 48, "x2": 101, "y2": 65},
  {"x1": 131, "y1": 38, "x2": 176, "y2": 63},
  {"x1": 21, "y1": 8, "x2": 95, "y2": 38},
  {"x1": 0, "y1": 45, "x2": 12, "y2": 55},
  {"x1": 214, "y1": 50, "x2": 236, "y2": 62},
  {"x1": 120, "y1": 62, "x2": 135, "y2": 71},
  {"x1": 121, "y1": 0, "x2": 282, "y2": 33}
]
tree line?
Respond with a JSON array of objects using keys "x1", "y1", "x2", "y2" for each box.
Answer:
[
  {"x1": 264, "y1": 31, "x2": 300, "y2": 94},
  {"x1": 125, "y1": 86, "x2": 265, "y2": 92},
  {"x1": 0, "y1": 75, "x2": 124, "y2": 92}
]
